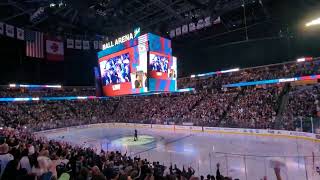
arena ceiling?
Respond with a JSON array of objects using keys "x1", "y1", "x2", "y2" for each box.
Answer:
[{"x1": 0, "y1": 0, "x2": 319, "y2": 39}]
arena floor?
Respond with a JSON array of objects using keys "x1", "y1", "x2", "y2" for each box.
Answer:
[{"x1": 39, "y1": 126, "x2": 320, "y2": 180}]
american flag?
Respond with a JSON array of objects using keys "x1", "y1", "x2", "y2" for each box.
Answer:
[
  {"x1": 25, "y1": 30, "x2": 44, "y2": 58},
  {"x1": 138, "y1": 34, "x2": 148, "y2": 44}
]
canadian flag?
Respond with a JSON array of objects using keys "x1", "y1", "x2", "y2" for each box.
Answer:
[{"x1": 46, "y1": 39, "x2": 64, "y2": 61}]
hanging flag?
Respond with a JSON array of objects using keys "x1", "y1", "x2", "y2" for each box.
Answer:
[
  {"x1": 138, "y1": 34, "x2": 148, "y2": 43},
  {"x1": 93, "y1": 41, "x2": 99, "y2": 49},
  {"x1": 175, "y1": 27, "x2": 181, "y2": 36},
  {"x1": 103, "y1": 36, "x2": 109, "y2": 42},
  {"x1": 16, "y1": 28, "x2": 24, "y2": 40},
  {"x1": 197, "y1": 19, "x2": 204, "y2": 29},
  {"x1": 5, "y1": 24, "x2": 14, "y2": 37},
  {"x1": 83, "y1": 40, "x2": 90, "y2": 50},
  {"x1": 213, "y1": 16, "x2": 221, "y2": 24},
  {"x1": 182, "y1": 25, "x2": 188, "y2": 34},
  {"x1": 46, "y1": 38, "x2": 64, "y2": 61},
  {"x1": 66, "y1": 39, "x2": 74, "y2": 48},
  {"x1": 26, "y1": 30, "x2": 44, "y2": 58},
  {"x1": 98, "y1": 41, "x2": 103, "y2": 50},
  {"x1": 75, "y1": 40, "x2": 82, "y2": 49},
  {"x1": 204, "y1": 16, "x2": 212, "y2": 27},
  {"x1": 169, "y1": 30, "x2": 175, "y2": 38},
  {"x1": 95, "y1": 34, "x2": 104, "y2": 41},
  {"x1": 0, "y1": 22, "x2": 3, "y2": 35},
  {"x1": 189, "y1": 22, "x2": 196, "y2": 32}
]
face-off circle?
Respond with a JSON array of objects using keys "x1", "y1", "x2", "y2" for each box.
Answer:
[{"x1": 111, "y1": 135, "x2": 156, "y2": 146}]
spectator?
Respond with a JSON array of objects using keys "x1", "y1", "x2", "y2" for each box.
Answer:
[{"x1": 0, "y1": 143, "x2": 14, "y2": 179}]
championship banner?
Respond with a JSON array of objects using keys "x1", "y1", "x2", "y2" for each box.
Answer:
[
  {"x1": 66, "y1": 39, "x2": 74, "y2": 49},
  {"x1": 0, "y1": 22, "x2": 4, "y2": 35},
  {"x1": 5, "y1": 24, "x2": 14, "y2": 37},
  {"x1": 182, "y1": 25, "x2": 188, "y2": 34},
  {"x1": 197, "y1": 19, "x2": 204, "y2": 29},
  {"x1": 46, "y1": 38, "x2": 64, "y2": 61},
  {"x1": 93, "y1": 41, "x2": 99, "y2": 49},
  {"x1": 204, "y1": 16, "x2": 212, "y2": 27},
  {"x1": 175, "y1": 27, "x2": 181, "y2": 36},
  {"x1": 189, "y1": 22, "x2": 196, "y2": 32},
  {"x1": 83, "y1": 40, "x2": 90, "y2": 50},
  {"x1": 16, "y1": 28, "x2": 24, "y2": 40},
  {"x1": 213, "y1": 16, "x2": 221, "y2": 24},
  {"x1": 75, "y1": 40, "x2": 82, "y2": 49},
  {"x1": 169, "y1": 29, "x2": 175, "y2": 38},
  {"x1": 98, "y1": 41, "x2": 103, "y2": 50}
]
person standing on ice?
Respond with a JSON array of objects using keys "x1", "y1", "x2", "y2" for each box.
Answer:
[{"x1": 134, "y1": 129, "x2": 138, "y2": 141}]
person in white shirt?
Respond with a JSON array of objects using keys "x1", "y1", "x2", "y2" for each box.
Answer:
[
  {"x1": 37, "y1": 150, "x2": 51, "y2": 173},
  {"x1": 18, "y1": 149, "x2": 32, "y2": 174},
  {"x1": 0, "y1": 143, "x2": 14, "y2": 178}
]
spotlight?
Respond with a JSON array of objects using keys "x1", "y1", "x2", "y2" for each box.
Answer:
[
  {"x1": 306, "y1": 17, "x2": 320, "y2": 27},
  {"x1": 297, "y1": 57, "x2": 313, "y2": 62}
]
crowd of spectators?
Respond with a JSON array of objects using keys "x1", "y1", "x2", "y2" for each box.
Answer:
[
  {"x1": 0, "y1": 59, "x2": 318, "y2": 179},
  {"x1": 0, "y1": 82, "x2": 318, "y2": 133},
  {"x1": 287, "y1": 85, "x2": 320, "y2": 117},
  {"x1": 0, "y1": 103, "x2": 34, "y2": 127},
  {"x1": 281, "y1": 85, "x2": 320, "y2": 130},
  {"x1": 0, "y1": 87, "x2": 280, "y2": 131},
  {"x1": 225, "y1": 87, "x2": 280, "y2": 129},
  {"x1": 0, "y1": 84, "x2": 310, "y2": 133},
  {"x1": 0, "y1": 87, "x2": 95, "y2": 98},
  {"x1": 178, "y1": 59, "x2": 320, "y2": 90},
  {"x1": 186, "y1": 92, "x2": 238, "y2": 127},
  {"x1": 0, "y1": 60, "x2": 320, "y2": 133},
  {"x1": 0, "y1": 87, "x2": 293, "y2": 180},
  {"x1": 0, "y1": 127, "x2": 237, "y2": 180}
]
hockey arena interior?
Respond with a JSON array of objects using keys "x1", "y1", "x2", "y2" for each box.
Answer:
[{"x1": 1, "y1": 0, "x2": 320, "y2": 180}]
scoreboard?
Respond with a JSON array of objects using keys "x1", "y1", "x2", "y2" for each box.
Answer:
[{"x1": 97, "y1": 33, "x2": 177, "y2": 96}]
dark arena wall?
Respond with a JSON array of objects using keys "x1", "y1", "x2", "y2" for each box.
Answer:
[
  {"x1": 0, "y1": 36, "x2": 97, "y2": 86},
  {"x1": 1, "y1": 32, "x2": 320, "y2": 86},
  {"x1": 174, "y1": 31, "x2": 320, "y2": 77}
]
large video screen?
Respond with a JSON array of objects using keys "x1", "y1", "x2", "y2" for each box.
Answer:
[
  {"x1": 100, "y1": 53, "x2": 131, "y2": 85},
  {"x1": 148, "y1": 52, "x2": 170, "y2": 80},
  {"x1": 99, "y1": 43, "x2": 148, "y2": 96},
  {"x1": 148, "y1": 52, "x2": 177, "y2": 92},
  {"x1": 149, "y1": 53, "x2": 168, "y2": 73}
]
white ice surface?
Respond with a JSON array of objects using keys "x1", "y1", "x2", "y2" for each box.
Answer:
[{"x1": 40, "y1": 127, "x2": 320, "y2": 180}]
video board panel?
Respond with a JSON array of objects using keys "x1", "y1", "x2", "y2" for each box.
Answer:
[
  {"x1": 98, "y1": 42, "x2": 148, "y2": 96},
  {"x1": 148, "y1": 51, "x2": 177, "y2": 92}
]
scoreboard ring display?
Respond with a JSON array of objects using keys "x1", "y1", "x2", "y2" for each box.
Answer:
[{"x1": 97, "y1": 33, "x2": 177, "y2": 97}]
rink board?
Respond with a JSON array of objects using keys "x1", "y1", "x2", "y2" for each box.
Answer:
[{"x1": 35, "y1": 123, "x2": 320, "y2": 142}]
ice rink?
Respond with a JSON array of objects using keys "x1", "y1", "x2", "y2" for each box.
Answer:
[{"x1": 39, "y1": 125, "x2": 320, "y2": 180}]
